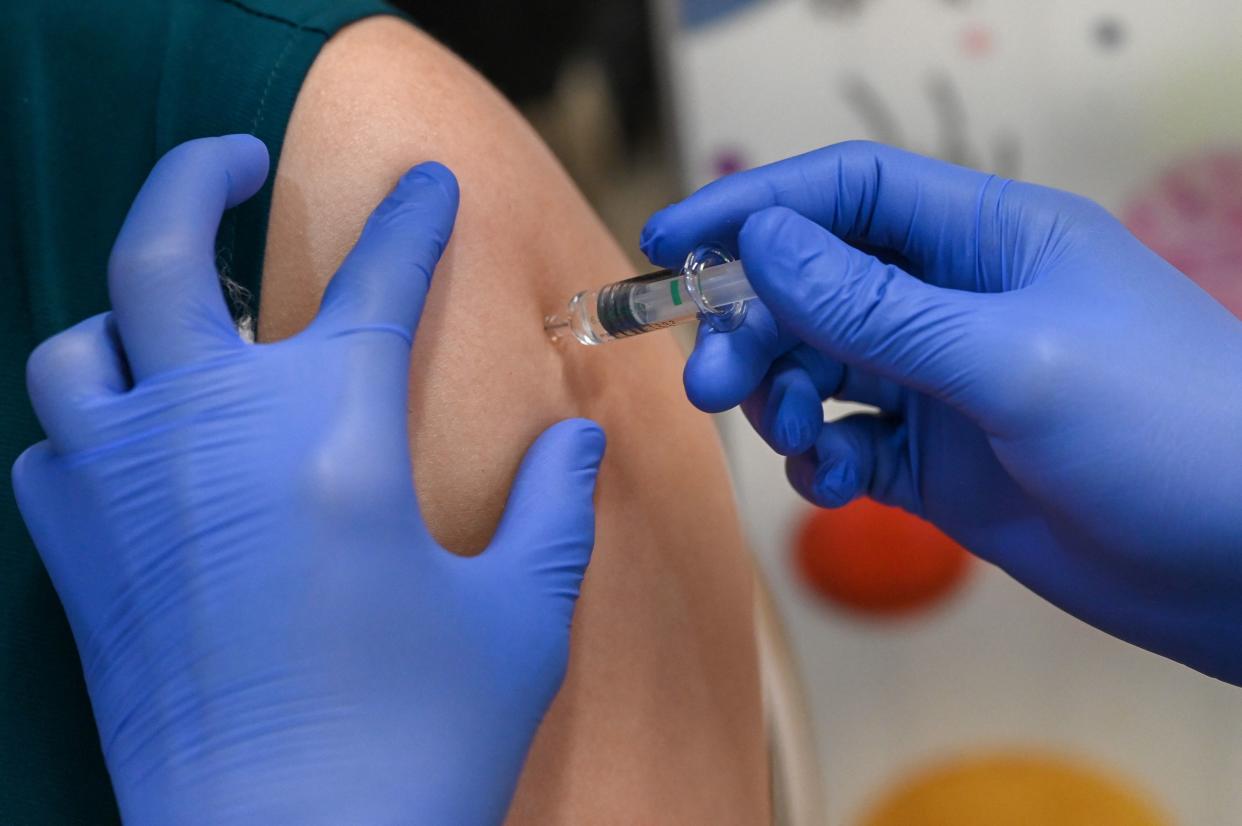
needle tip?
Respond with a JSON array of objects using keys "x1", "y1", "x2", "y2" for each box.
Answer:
[{"x1": 544, "y1": 314, "x2": 570, "y2": 345}]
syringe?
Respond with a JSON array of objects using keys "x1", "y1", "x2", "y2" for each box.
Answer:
[{"x1": 544, "y1": 246, "x2": 755, "y2": 346}]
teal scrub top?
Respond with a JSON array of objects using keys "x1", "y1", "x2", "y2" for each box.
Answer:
[{"x1": 0, "y1": 1, "x2": 397, "y2": 819}]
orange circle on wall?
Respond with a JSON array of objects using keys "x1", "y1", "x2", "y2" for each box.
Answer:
[
  {"x1": 858, "y1": 753, "x2": 1171, "y2": 826},
  {"x1": 794, "y1": 499, "x2": 971, "y2": 618}
]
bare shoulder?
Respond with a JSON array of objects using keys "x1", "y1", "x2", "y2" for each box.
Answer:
[
  {"x1": 260, "y1": 15, "x2": 587, "y2": 344},
  {"x1": 260, "y1": 15, "x2": 769, "y2": 824},
  {"x1": 261, "y1": 14, "x2": 610, "y2": 549}
]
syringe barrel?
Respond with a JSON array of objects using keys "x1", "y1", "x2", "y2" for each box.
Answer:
[
  {"x1": 547, "y1": 248, "x2": 754, "y2": 346},
  {"x1": 598, "y1": 269, "x2": 698, "y2": 338}
]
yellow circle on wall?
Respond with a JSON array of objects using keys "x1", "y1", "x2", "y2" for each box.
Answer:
[{"x1": 858, "y1": 753, "x2": 1172, "y2": 826}]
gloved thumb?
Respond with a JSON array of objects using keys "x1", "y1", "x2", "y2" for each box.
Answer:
[
  {"x1": 739, "y1": 206, "x2": 995, "y2": 408},
  {"x1": 488, "y1": 419, "x2": 606, "y2": 607}
]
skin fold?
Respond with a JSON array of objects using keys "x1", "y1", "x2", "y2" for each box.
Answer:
[{"x1": 257, "y1": 16, "x2": 769, "y2": 824}]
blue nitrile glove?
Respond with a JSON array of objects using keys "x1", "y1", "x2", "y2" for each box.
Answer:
[
  {"x1": 12, "y1": 135, "x2": 606, "y2": 825},
  {"x1": 642, "y1": 141, "x2": 1242, "y2": 684}
]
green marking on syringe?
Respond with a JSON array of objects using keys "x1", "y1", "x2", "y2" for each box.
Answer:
[{"x1": 670, "y1": 279, "x2": 683, "y2": 306}]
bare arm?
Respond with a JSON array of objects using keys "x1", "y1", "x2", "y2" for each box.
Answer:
[{"x1": 258, "y1": 17, "x2": 768, "y2": 823}]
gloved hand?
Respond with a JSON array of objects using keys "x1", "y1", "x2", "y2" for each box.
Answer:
[
  {"x1": 642, "y1": 141, "x2": 1242, "y2": 684},
  {"x1": 12, "y1": 135, "x2": 606, "y2": 825}
]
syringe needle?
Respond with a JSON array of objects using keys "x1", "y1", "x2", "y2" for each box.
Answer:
[{"x1": 544, "y1": 314, "x2": 571, "y2": 345}]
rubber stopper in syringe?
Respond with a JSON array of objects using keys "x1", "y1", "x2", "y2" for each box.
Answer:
[{"x1": 544, "y1": 246, "x2": 754, "y2": 346}]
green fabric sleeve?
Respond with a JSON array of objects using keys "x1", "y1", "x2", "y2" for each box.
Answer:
[
  {"x1": 158, "y1": 0, "x2": 411, "y2": 316},
  {"x1": 0, "y1": 2, "x2": 402, "y2": 820}
]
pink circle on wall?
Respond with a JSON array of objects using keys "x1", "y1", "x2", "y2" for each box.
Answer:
[
  {"x1": 1122, "y1": 150, "x2": 1242, "y2": 318},
  {"x1": 960, "y1": 25, "x2": 994, "y2": 59},
  {"x1": 711, "y1": 148, "x2": 749, "y2": 177}
]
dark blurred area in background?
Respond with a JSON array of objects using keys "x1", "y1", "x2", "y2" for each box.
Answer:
[
  {"x1": 389, "y1": 0, "x2": 676, "y2": 270},
  {"x1": 394, "y1": 0, "x2": 660, "y2": 152}
]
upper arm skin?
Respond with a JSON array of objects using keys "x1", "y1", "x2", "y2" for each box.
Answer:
[{"x1": 259, "y1": 17, "x2": 767, "y2": 824}]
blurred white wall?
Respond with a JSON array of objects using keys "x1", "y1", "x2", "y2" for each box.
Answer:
[{"x1": 654, "y1": 1, "x2": 1242, "y2": 822}]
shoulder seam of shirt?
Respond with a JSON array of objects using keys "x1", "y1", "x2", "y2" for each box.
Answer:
[{"x1": 214, "y1": 0, "x2": 331, "y2": 38}]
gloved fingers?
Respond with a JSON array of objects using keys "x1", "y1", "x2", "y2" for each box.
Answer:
[
  {"x1": 10, "y1": 443, "x2": 86, "y2": 593},
  {"x1": 108, "y1": 135, "x2": 268, "y2": 381},
  {"x1": 741, "y1": 357, "x2": 823, "y2": 456},
  {"x1": 739, "y1": 206, "x2": 995, "y2": 411},
  {"x1": 683, "y1": 299, "x2": 801, "y2": 413},
  {"x1": 641, "y1": 140, "x2": 1006, "y2": 292},
  {"x1": 739, "y1": 347, "x2": 907, "y2": 456},
  {"x1": 311, "y1": 162, "x2": 459, "y2": 347},
  {"x1": 25, "y1": 313, "x2": 131, "y2": 453},
  {"x1": 685, "y1": 293, "x2": 906, "y2": 457},
  {"x1": 786, "y1": 413, "x2": 919, "y2": 512},
  {"x1": 781, "y1": 342, "x2": 904, "y2": 412},
  {"x1": 836, "y1": 368, "x2": 904, "y2": 413},
  {"x1": 485, "y1": 419, "x2": 605, "y2": 607},
  {"x1": 11, "y1": 442, "x2": 55, "y2": 526},
  {"x1": 10, "y1": 443, "x2": 66, "y2": 568}
]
